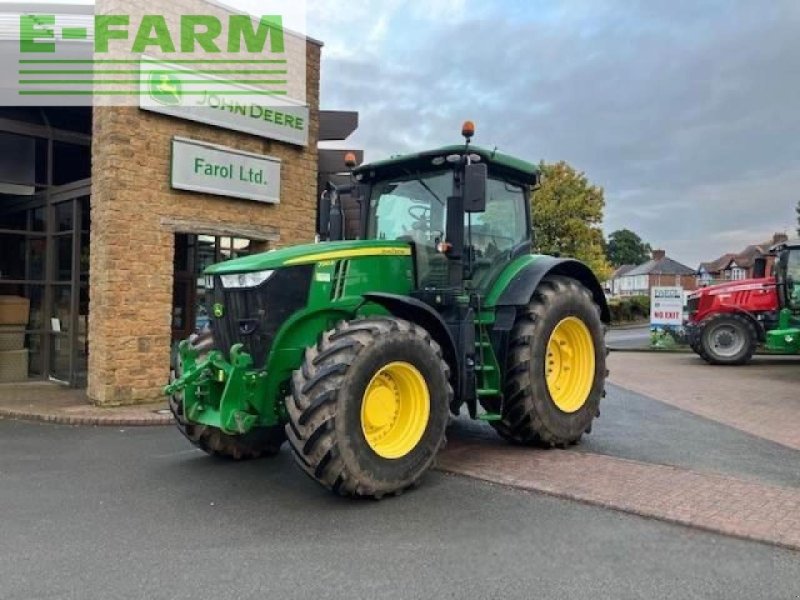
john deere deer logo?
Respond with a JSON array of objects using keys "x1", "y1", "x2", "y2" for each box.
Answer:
[{"x1": 149, "y1": 72, "x2": 182, "y2": 106}]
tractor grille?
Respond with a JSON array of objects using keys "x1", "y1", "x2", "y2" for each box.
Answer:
[
  {"x1": 208, "y1": 265, "x2": 313, "y2": 368},
  {"x1": 686, "y1": 296, "x2": 699, "y2": 317}
]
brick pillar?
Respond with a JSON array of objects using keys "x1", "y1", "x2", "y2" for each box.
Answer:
[
  {"x1": 87, "y1": 41, "x2": 321, "y2": 406},
  {"x1": 88, "y1": 107, "x2": 176, "y2": 405}
]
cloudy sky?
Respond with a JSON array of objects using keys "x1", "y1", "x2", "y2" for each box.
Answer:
[{"x1": 308, "y1": 0, "x2": 800, "y2": 267}]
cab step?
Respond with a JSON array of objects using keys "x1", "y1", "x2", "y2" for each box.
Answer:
[
  {"x1": 476, "y1": 388, "x2": 500, "y2": 397},
  {"x1": 477, "y1": 412, "x2": 502, "y2": 422}
]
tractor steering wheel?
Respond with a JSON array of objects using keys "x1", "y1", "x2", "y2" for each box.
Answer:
[
  {"x1": 407, "y1": 204, "x2": 432, "y2": 233},
  {"x1": 408, "y1": 204, "x2": 430, "y2": 223}
]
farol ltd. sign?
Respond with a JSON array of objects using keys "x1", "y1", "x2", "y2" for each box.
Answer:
[{"x1": 171, "y1": 137, "x2": 281, "y2": 204}]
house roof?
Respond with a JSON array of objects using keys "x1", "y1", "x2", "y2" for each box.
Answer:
[
  {"x1": 625, "y1": 256, "x2": 695, "y2": 277},
  {"x1": 699, "y1": 234, "x2": 791, "y2": 274},
  {"x1": 610, "y1": 264, "x2": 636, "y2": 279},
  {"x1": 699, "y1": 253, "x2": 735, "y2": 274}
]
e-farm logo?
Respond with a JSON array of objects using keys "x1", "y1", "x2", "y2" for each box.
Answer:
[{"x1": 17, "y1": 13, "x2": 288, "y2": 100}]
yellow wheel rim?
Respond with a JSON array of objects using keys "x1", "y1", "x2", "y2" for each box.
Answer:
[
  {"x1": 545, "y1": 317, "x2": 596, "y2": 413},
  {"x1": 361, "y1": 361, "x2": 430, "y2": 459}
]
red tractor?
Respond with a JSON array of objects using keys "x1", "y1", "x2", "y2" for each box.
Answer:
[{"x1": 686, "y1": 239, "x2": 800, "y2": 365}]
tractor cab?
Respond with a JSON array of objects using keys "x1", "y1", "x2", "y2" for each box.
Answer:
[
  {"x1": 766, "y1": 240, "x2": 800, "y2": 354},
  {"x1": 319, "y1": 123, "x2": 539, "y2": 300},
  {"x1": 772, "y1": 239, "x2": 800, "y2": 313}
]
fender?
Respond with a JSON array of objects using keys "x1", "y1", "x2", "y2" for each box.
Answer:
[
  {"x1": 362, "y1": 292, "x2": 461, "y2": 402},
  {"x1": 489, "y1": 255, "x2": 611, "y2": 323}
]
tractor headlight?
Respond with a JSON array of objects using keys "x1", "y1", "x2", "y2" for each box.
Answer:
[{"x1": 220, "y1": 270, "x2": 275, "y2": 289}]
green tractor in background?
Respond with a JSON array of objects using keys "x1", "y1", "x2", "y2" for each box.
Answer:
[{"x1": 165, "y1": 123, "x2": 610, "y2": 498}]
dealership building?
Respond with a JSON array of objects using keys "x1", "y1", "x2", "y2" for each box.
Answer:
[{"x1": 0, "y1": 3, "x2": 358, "y2": 404}]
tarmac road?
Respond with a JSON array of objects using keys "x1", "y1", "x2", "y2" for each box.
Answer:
[
  {"x1": 605, "y1": 324, "x2": 651, "y2": 350},
  {"x1": 2, "y1": 397, "x2": 800, "y2": 600}
]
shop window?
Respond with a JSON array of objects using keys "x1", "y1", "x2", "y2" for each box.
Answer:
[
  {"x1": 0, "y1": 109, "x2": 90, "y2": 385},
  {"x1": 55, "y1": 202, "x2": 73, "y2": 232},
  {"x1": 0, "y1": 208, "x2": 28, "y2": 231},
  {"x1": 53, "y1": 142, "x2": 91, "y2": 185},
  {"x1": 0, "y1": 132, "x2": 35, "y2": 194}
]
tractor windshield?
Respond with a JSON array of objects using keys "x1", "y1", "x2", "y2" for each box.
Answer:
[
  {"x1": 366, "y1": 169, "x2": 530, "y2": 289},
  {"x1": 367, "y1": 171, "x2": 450, "y2": 244},
  {"x1": 367, "y1": 171, "x2": 452, "y2": 288}
]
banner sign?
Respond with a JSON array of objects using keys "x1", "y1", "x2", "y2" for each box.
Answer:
[
  {"x1": 650, "y1": 287, "x2": 684, "y2": 326},
  {"x1": 650, "y1": 286, "x2": 686, "y2": 349},
  {"x1": 171, "y1": 137, "x2": 281, "y2": 204},
  {"x1": 3, "y1": 0, "x2": 308, "y2": 108}
]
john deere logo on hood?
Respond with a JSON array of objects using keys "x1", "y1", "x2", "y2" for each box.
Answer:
[{"x1": 150, "y1": 72, "x2": 182, "y2": 106}]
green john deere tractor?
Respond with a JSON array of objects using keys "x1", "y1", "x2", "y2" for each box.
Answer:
[{"x1": 165, "y1": 123, "x2": 610, "y2": 498}]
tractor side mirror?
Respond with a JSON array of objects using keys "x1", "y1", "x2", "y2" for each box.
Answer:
[
  {"x1": 463, "y1": 162, "x2": 488, "y2": 213},
  {"x1": 318, "y1": 185, "x2": 344, "y2": 241},
  {"x1": 753, "y1": 257, "x2": 767, "y2": 279},
  {"x1": 318, "y1": 190, "x2": 331, "y2": 238}
]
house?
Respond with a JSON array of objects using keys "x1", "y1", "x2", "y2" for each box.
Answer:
[
  {"x1": 697, "y1": 233, "x2": 788, "y2": 286},
  {"x1": 605, "y1": 264, "x2": 635, "y2": 296},
  {"x1": 613, "y1": 250, "x2": 697, "y2": 297}
]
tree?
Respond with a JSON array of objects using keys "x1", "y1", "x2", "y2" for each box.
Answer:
[
  {"x1": 606, "y1": 228, "x2": 652, "y2": 267},
  {"x1": 532, "y1": 161, "x2": 611, "y2": 279}
]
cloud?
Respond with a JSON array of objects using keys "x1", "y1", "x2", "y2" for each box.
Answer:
[{"x1": 309, "y1": 1, "x2": 800, "y2": 267}]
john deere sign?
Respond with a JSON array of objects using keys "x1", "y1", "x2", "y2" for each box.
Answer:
[
  {"x1": 171, "y1": 137, "x2": 281, "y2": 204},
  {"x1": 140, "y1": 61, "x2": 309, "y2": 146}
]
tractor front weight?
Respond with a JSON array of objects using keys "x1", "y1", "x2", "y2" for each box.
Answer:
[
  {"x1": 164, "y1": 340, "x2": 274, "y2": 435},
  {"x1": 766, "y1": 309, "x2": 800, "y2": 354}
]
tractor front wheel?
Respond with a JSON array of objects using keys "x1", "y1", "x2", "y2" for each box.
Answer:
[
  {"x1": 285, "y1": 317, "x2": 452, "y2": 498},
  {"x1": 488, "y1": 275, "x2": 607, "y2": 447},
  {"x1": 697, "y1": 313, "x2": 757, "y2": 365}
]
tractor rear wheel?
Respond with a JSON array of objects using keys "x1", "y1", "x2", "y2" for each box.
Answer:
[
  {"x1": 697, "y1": 313, "x2": 757, "y2": 365},
  {"x1": 285, "y1": 317, "x2": 452, "y2": 498},
  {"x1": 168, "y1": 332, "x2": 285, "y2": 460},
  {"x1": 488, "y1": 275, "x2": 606, "y2": 447}
]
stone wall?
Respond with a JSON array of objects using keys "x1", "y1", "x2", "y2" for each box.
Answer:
[{"x1": 88, "y1": 41, "x2": 321, "y2": 406}]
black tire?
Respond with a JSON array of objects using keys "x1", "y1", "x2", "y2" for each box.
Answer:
[
  {"x1": 285, "y1": 317, "x2": 452, "y2": 498},
  {"x1": 697, "y1": 313, "x2": 757, "y2": 365},
  {"x1": 488, "y1": 275, "x2": 607, "y2": 447},
  {"x1": 168, "y1": 332, "x2": 286, "y2": 460}
]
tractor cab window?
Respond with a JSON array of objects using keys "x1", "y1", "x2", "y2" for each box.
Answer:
[
  {"x1": 469, "y1": 178, "x2": 529, "y2": 286},
  {"x1": 469, "y1": 178, "x2": 528, "y2": 256},
  {"x1": 367, "y1": 171, "x2": 451, "y2": 288},
  {"x1": 785, "y1": 249, "x2": 800, "y2": 310}
]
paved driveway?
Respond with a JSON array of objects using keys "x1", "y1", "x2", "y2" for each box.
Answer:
[{"x1": 2, "y1": 417, "x2": 800, "y2": 600}]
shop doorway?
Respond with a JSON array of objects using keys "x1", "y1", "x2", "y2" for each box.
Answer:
[{"x1": 171, "y1": 234, "x2": 264, "y2": 345}]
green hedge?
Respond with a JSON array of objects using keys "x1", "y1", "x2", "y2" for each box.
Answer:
[{"x1": 608, "y1": 295, "x2": 650, "y2": 324}]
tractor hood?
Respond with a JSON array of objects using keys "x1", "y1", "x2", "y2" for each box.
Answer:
[
  {"x1": 204, "y1": 240, "x2": 412, "y2": 274},
  {"x1": 690, "y1": 277, "x2": 776, "y2": 298}
]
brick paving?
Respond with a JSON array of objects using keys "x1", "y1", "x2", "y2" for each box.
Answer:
[
  {"x1": 608, "y1": 352, "x2": 800, "y2": 451},
  {"x1": 438, "y1": 440, "x2": 800, "y2": 551},
  {"x1": 0, "y1": 382, "x2": 171, "y2": 426}
]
